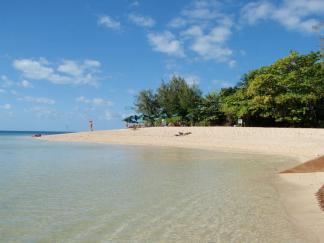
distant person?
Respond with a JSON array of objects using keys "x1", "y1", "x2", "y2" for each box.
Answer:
[{"x1": 89, "y1": 120, "x2": 94, "y2": 131}]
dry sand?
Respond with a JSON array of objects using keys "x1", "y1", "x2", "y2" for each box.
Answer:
[{"x1": 40, "y1": 126, "x2": 324, "y2": 242}]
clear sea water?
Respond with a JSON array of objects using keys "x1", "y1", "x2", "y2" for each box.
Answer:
[{"x1": 0, "y1": 131, "x2": 310, "y2": 242}]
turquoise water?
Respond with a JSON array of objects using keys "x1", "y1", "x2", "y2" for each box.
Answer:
[{"x1": 0, "y1": 132, "x2": 308, "y2": 242}]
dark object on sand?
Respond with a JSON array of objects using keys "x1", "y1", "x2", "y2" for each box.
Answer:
[
  {"x1": 316, "y1": 185, "x2": 324, "y2": 211},
  {"x1": 32, "y1": 134, "x2": 42, "y2": 137},
  {"x1": 175, "y1": 131, "x2": 192, "y2": 137},
  {"x1": 280, "y1": 155, "x2": 324, "y2": 173}
]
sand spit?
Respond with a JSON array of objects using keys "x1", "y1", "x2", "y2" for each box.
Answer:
[{"x1": 41, "y1": 127, "x2": 324, "y2": 161}]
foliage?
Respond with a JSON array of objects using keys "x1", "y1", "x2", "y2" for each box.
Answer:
[
  {"x1": 129, "y1": 51, "x2": 324, "y2": 128},
  {"x1": 221, "y1": 51, "x2": 324, "y2": 127},
  {"x1": 134, "y1": 90, "x2": 159, "y2": 125},
  {"x1": 199, "y1": 92, "x2": 225, "y2": 126}
]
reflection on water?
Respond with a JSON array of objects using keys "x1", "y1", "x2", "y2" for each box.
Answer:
[{"x1": 0, "y1": 135, "x2": 308, "y2": 242}]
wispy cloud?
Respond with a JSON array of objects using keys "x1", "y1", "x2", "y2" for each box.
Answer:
[
  {"x1": 147, "y1": 31, "x2": 185, "y2": 57},
  {"x1": 97, "y1": 15, "x2": 121, "y2": 30},
  {"x1": 76, "y1": 96, "x2": 113, "y2": 106},
  {"x1": 129, "y1": 13, "x2": 155, "y2": 27},
  {"x1": 0, "y1": 104, "x2": 12, "y2": 110},
  {"x1": 25, "y1": 106, "x2": 60, "y2": 119},
  {"x1": 1, "y1": 75, "x2": 14, "y2": 88},
  {"x1": 103, "y1": 110, "x2": 122, "y2": 121},
  {"x1": 13, "y1": 58, "x2": 101, "y2": 86},
  {"x1": 18, "y1": 80, "x2": 33, "y2": 88},
  {"x1": 168, "y1": 17, "x2": 187, "y2": 28},
  {"x1": 184, "y1": 74, "x2": 200, "y2": 85},
  {"x1": 241, "y1": 0, "x2": 324, "y2": 33},
  {"x1": 19, "y1": 96, "x2": 56, "y2": 105},
  {"x1": 130, "y1": 1, "x2": 140, "y2": 7},
  {"x1": 181, "y1": 0, "x2": 221, "y2": 20},
  {"x1": 212, "y1": 79, "x2": 232, "y2": 88}
]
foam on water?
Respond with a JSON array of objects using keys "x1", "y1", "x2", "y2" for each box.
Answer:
[{"x1": 0, "y1": 133, "x2": 311, "y2": 242}]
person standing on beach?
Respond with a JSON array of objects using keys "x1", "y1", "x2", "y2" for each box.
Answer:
[{"x1": 89, "y1": 120, "x2": 94, "y2": 131}]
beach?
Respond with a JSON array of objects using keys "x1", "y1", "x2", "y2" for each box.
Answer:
[{"x1": 41, "y1": 126, "x2": 324, "y2": 241}]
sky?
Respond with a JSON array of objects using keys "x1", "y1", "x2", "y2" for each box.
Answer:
[{"x1": 0, "y1": 0, "x2": 323, "y2": 131}]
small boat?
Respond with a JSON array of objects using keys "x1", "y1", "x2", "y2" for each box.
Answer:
[{"x1": 32, "y1": 134, "x2": 42, "y2": 137}]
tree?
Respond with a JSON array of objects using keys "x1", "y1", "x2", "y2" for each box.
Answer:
[
  {"x1": 199, "y1": 92, "x2": 225, "y2": 126},
  {"x1": 134, "y1": 90, "x2": 159, "y2": 126},
  {"x1": 221, "y1": 51, "x2": 324, "y2": 127},
  {"x1": 131, "y1": 51, "x2": 324, "y2": 128},
  {"x1": 156, "y1": 76, "x2": 202, "y2": 124}
]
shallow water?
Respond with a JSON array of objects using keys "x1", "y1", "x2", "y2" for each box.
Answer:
[{"x1": 0, "y1": 133, "x2": 308, "y2": 242}]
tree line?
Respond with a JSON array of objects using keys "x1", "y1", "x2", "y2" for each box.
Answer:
[{"x1": 124, "y1": 51, "x2": 324, "y2": 128}]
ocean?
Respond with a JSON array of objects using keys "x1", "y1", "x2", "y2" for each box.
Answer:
[{"x1": 0, "y1": 131, "x2": 309, "y2": 242}]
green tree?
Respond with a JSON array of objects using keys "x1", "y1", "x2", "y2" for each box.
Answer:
[
  {"x1": 131, "y1": 51, "x2": 324, "y2": 128},
  {"x1": 221, "y1": 51, "x2": 324, "y2": 127},
  {"x1": 199, "y1": 92, "x2": 225, "y2": 126},
  {"x1": 156, "y1": 76, "x2": 202, "y2": 124},
  {"x1": 134, "y1": 90, "x2": 159, "y2": 126}
]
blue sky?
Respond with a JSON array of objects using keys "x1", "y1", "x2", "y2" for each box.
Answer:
[{"x1": 0, "y1": 0, "x2": 323, "y2": 131}]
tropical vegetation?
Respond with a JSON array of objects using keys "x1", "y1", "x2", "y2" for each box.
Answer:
[{"x1": 124, "y1": 51, "x2": 324, "y2": 128}]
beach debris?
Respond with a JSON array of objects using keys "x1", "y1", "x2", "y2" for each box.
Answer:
[
  {"x1": 316, "y1": 185, "x2": 324, "y2": 211},
  {"x1": 175, "y1": 131, "x2": 192, "y2": 137}
]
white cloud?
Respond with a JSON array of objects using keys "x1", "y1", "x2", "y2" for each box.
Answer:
[
  {"x1": 130, "y1": 1, "x2": 140, "y2": 7},
  {"x1": 151, "y1": 0, "x2": 235, "y2": 66},
  {"x1": 19, "y1": 80, "x2": 33, "y2": 88},
  {"x1": 228, "y1": 60, "x2": 236, "y2": 68},
  {"x1": 212, "y1": 80, "x2": 232, "y2": 88},
  {"x1": 1, "y1": 75, "x2": 14, "y2": 87},
  {"x1": 184, "y1": 74, "x2": 200, "y2": 85},
  {"x1": 189, "y1": 24, "x2": 233, "y2": 62},
  {"x1": 25, "y1": 106, "x2": 60, "y2": 119},
  {"x1": 76, "y1": 96, "x2": 113, "y2": 106},
  {"x1": 147, "y1": 31, "x2": 185, "y2": 57},
  {"x1": 165, "y1": 59, "x2": 181, "y2": 71},
  {"x1": 10, "y1": 90, "x2": 18, "y2": 96},
  {"x1": 240, "y1": 50, "x2": 247, "y2": 56},
  {"x1": 181, "y1": 0, "x2": 221, "y2": 20},
  {"x1": 57, "y1": 60, "x2": 83, "y2": 76},
  {"x1": 129, "y1": 13, "x2": 155, "y2": 27},
  {"x1": 19, "y1": 96, "x2": 55, "y2": 105},
  {"x1": 104, "y1": 110, "x2": 121, "y2": 121},
  {"x1": 0, "y1": 104, "x2": 11, "y2": 110},
  {"x1": 168, "y1": 17, "x2": 187, "y2": 28},
  {"x1": 13, "y1": 58, "x2": 101, "y2": 86},
  {"x1": 241, "y1": 1, "x2": 274, "y2": 25},
  {"x1": 241, "y1": 0, "x2": 324, "y2": 33},
  {"x1": 127, "y1": 89, "x2": 137, "y2": 95},
  {"x1": 98, "y1": 15, "x2": 121, "y2": 30}
]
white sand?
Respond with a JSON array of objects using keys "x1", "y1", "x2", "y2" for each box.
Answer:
[
  {"x1": 41, "y1": 126, "x2": 324, "y2": 241},
  {"x1": 278, "y1": 172, "x2": 324, "y2": 242}
]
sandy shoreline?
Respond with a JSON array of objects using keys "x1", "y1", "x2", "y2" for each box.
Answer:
[{"x1": 40, "y1": 127, "x2": 324, "y2": 242}]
